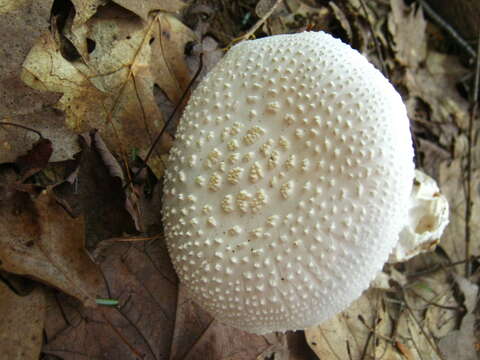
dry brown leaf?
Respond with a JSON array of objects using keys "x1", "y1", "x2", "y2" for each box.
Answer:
[
  {"x1": 0, "y1": 0, "x2": 79, "y2": 163},
  {"x1": 70, "y1": 0, "x2": 109, "y2": 26},
  {"x1": 405, "y1": 52, "x2": 469, "y2": 132},
  {"x1": 0, "y1": 186, "x2": 104, "y2": 306},
  {"x1": 305, "y1": 289, "x2": 403, "y2": 360},
  {"x1": 439, "y1": 160, "x2": 480, "y2": 270},
  {"x1": 55, "y1": 131, "x2": 137, "y2": 247},
  {"x1": 438, "y1": 275, "x2": 478, "y2": 359},
  {"x1": 180, "y1": 321, "x2": 276, "y2": 360},
  {"x1": 262, "y1": 0, "x2": 331, "y2": 36},
  {"x1": 170, "y1": 284, "x2": 286, "y2": 360},
  {"x1": 43, "y1": 241, "x2": 178, "y2": 360},
  {"x1": 388, "y1": 0, "x2": 427, "y2": 68},
  {"x1": 113, "y1": 0, "x2": 185, "y2": 20},
  {"x1": 21, "y1": 4, "x2": 195, "y2": 176},
  {"x1": 403, "y1": 256, "x2": 458, "y2": 340},
  {"x1": 0, "y1": 282, "x2": 45, "y2": 360}
]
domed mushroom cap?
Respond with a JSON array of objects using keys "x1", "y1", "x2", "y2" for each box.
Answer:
[{"x1": 162, "y1": 31, "x2": 414, "y2": 334}]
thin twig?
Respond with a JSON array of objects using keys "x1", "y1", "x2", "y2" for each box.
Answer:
[
  {"x1": 417, "y1": 0, "x2": 476, "y2": 59},
  {"x1": 231, "y1": 0, "x2": 283, "y2": 44},
  {"x1": 465, "y1": 31, "x2": 480, "y2": 276},
  {"x1": 402, "y1": 289, "x2": 446, "y2": 360},
  {"x1": 358, "y1": 0, "x2": 387, "y2": 75},
  {"x1": 358, "y1": 316, "x2": 397, "y2": 344},
  {"x1": 0, "y1": 121, "x2": 43, "y2": 138}
]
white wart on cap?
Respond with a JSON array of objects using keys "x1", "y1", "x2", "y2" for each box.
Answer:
[{"x1": 162, "y1": 31, "x2": 414, "y2": 334}]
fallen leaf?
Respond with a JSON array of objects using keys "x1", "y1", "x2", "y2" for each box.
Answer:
[
  {"x1": 112, "y1": 0, "x2": 186, "y2": 20},
  {"x1": 404, "y1": 52, "x2": 470, "y2": 133},
  {"x1": 179, "y1": 321, "x2": 276, "y2": 360},
  {"x1": 388, "y1": 0, "x2": 427, "y2": 68},
  {"x1": 21, "y1": 3, "x2": 195, "y2": 176},
  {"x1": 0, "y1": 0, "x2": 56, "y2": 116},
  {"x1": 0, "y1": 0, "x2": 79, "y2": 163},
  {"x1": 0, "y1": 185, "x2": 104, "y2": 306},
  {"x1": 0, "y1": 282, "x2": 46, "y2": 360},
  {"x1": 439, "y1": 159, "x2": 480, "y2": 271},
  {"x1": 15, "y1": 137, "x2": 53, "y2": 178},
  {"x1": 169, "y1": 264, "x2": 285, "y2": 360},
  {"x1": 438, "y1": 275, "x2": 479, "y2": 359},
  {"x1": 305, "y1": 289, "x2": 402, "y2": 359},
  {"x1": 43, "y1": 241, "x2": 178, "y2": 360}
]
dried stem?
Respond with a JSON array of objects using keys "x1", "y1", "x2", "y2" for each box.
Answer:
[
  {"x1": 465, "y1": 31, "x2": 480, "y2": 276},
  {"x1": 0, "y1": 121, "x2": 43, "y2": 138},
  {"x1": 232, "y1": 0, "x2": 283, "y2": 43},
  {"x1": 359, "y1": 0, "x2": 387, "y2": 75},
  {"x1": 417, "y1": 0, "x2": 476, "y2": 59},
  {"x1": 124, "y1": 52, "x2": 204, "y2": 190}
]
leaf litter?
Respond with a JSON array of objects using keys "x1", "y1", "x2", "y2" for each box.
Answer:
[
  {"x1": 0, "y1": 281, "x2": 45, "y2": 360},
  {"x1": 0, "y1": 0, "x2": 479, "y2": 359},
  {"x1": 21, "y1": 1, "x2": 195, "y2": 176}
]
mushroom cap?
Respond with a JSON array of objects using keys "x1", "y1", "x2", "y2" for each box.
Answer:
[{"x1": 162, "y1": 31, "x2": 414, "y2": 334}]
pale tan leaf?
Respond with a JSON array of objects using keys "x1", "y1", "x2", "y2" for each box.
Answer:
[
  {"x1": 439, "y1": 159, "x2": 480, "y2": 271},
  {"x1": 305, "y1": 289, "x2": 403, "y2": 360},
  {"x1": 21, "y1": 4, "x2": 195, "y2": 176},
  {"x1": 70, "y1": 0, "x2": 108, "y2": 26},
  {"x1": 113, "y1": 0, "x2": 186, "y2": 20},
  {"x1": 388, "y1": 0, "x2": 427, "y2": 68}
]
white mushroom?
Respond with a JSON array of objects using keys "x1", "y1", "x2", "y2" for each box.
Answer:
[{"x1": 162, "y1": 31, "x2": 415, "y2": 334}]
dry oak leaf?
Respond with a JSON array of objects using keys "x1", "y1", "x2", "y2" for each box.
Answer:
[
  {"x1": 0, "y1": 282, "x2": 46, "y2": 360},
  {"x1": 22, "y1": 4, "x2": 195, "y2": 176},
  {"x1": 0, "y1": 0, "x2": 79, "y2": 163},
  {"x1": 0, "y1": 187, "x2": 104, "y2": 307}
]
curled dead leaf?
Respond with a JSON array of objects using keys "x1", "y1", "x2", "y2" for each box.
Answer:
[{"x1": 0, "y1": 186, "x2": 104, "y2": 306}]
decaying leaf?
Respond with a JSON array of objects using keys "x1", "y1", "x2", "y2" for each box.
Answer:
[
  {"x1": 62, "y1": 131, "x2": 138, "y2": 246},
  {"x1": 112, "y1": 0, "x2": 186, "y2": 20},
  {"x1": 388, "y1": 0, "x2": 427, "y2": 68},
  {"x1": 21, "y1": 3, "x2": 195, "y2": 176},
  {"x1": 15, "y1": 137, "x2": 53, "y2": 179},
  {"x1": 439, "y1": 159, "x2": 480, "y2": 270},
  {"x1": 305, "y1": 289, "x2": 403, "y2": 360},
  {"x1": 438, "y1": 275, "x2": 479, "y2": 359},
  {"x1": 0, "y1": 185, "x2": 104, "y2": 306},
  {"x1": 43, "y1": 241, "x2": 178, "y2": 360},
  {"x1": 171, "y1": 285, "x2": 288, "y2": 359},
  {"x1": 395, "y1": 255, "x2": 460, "y2": 359},
  {"x1": 70, "y1": 0, "x2": 109, "y2": 27},
  {"x1": 261, "y1": 0, "x2": 332, "y2": 36},
  {"x1": 0, "y1": 0, "x2": 79, "y2": 163},
  {"x1": 0, "y1": 282, "x2": 45, "y2": 360}
]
